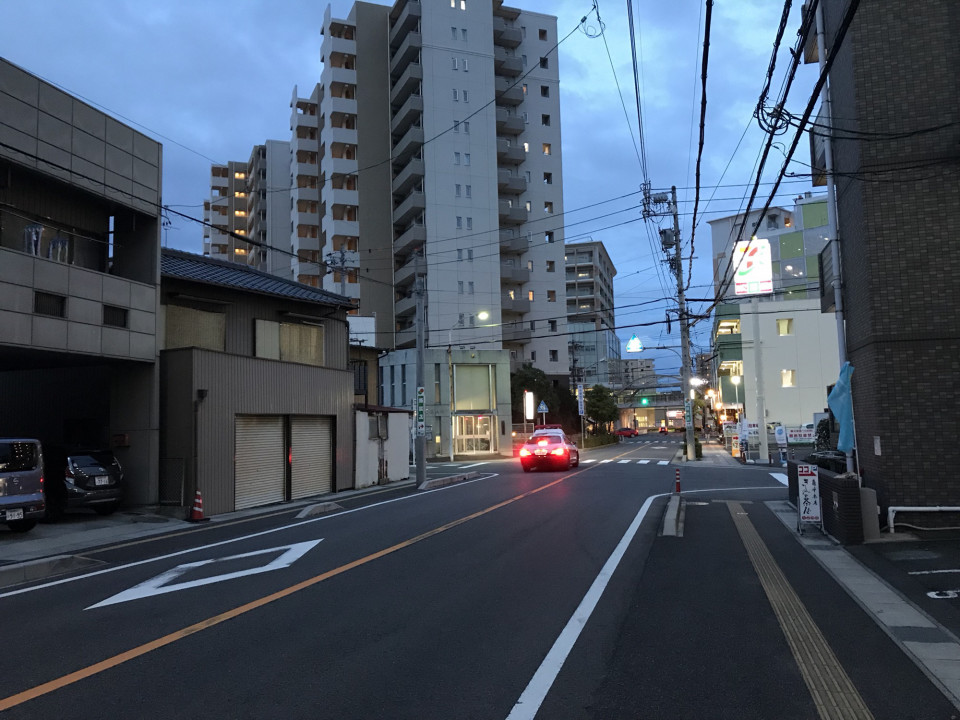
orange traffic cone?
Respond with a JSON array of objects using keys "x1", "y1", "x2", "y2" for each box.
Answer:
[{"x1": 188, "y1": 489, "x2": 208, "y2": 522}]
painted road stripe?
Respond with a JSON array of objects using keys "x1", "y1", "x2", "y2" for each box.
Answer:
[
  {"x1": 657, "y1": 461, "x2": 669, "y2": 466},
  {"x1": 638, "y1": 460, "x2": 650, "y2": 465},
  {"x1": 770, "y1": 473, "x2": 788, "y2": 486},
  {"x1": 600, "y1": 459, "x2": 614, "y2": 463},
  {"x1": 617, "y1": 460, "x2": 631, "y2": 464},
  {"x1": 507, "y1": 493, "x2": 663, "y2": 720},
  {"x1": 459, "y1": 462, "x2": 489, "y2": 469},
  {"x1": 582, "y1": 459, "x2": 598, "y2": 464},
  {"x1": 910, "y1": 569, "x2": 960, "y2": 575}
]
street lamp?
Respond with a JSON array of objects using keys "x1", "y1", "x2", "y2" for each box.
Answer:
[
  {"x1": 731, "y1": 375, "x2": 741, "y2": 419},
  {"x1": 447, "y1": 310, "x2": 489, "y2": 461}
]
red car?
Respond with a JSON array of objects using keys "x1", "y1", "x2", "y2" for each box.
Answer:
[
  {"x1": 614, "y1": 427, "x2": 639, "y2": 438},
  {"x1": 519, "y1": 430, "x2": 580, "y2": 471}
]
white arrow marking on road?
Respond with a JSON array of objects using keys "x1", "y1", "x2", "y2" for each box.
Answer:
[
  {"x1": 770, "y1": 473, "x2": 788, "y2": 486},
  {"x1": 86, "y1": 539, "x2": 322, "y2": 609}
]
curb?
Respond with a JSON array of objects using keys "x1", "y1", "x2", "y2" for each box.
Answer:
[
  {"x1": 418, "y1": 471, "x2": 481, "y2": 491},
  {"x1": 0, "y1": 554, "x2": 104, "y2": 590}
]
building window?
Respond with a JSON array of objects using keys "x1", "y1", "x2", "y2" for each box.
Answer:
[
  {"x1": 541, "y1": 114, "x2": 550, "y2": 126},
  {"x1": 461, "y1": 28, "x2": 467, "y2": 40},
  {"x1": 523, "y1": 142, "x2": 530, "y2": 153},
  {"x1": 463, "y1": 89, "x2": 469, "y2": 103},
  {"x1": 454, "y1": 151, "x2": 461, "y2": 165},
  {"x1": 527, "y1": 260, "x2": 534, "y2": 271},
  {"x1": 781, "y1": 369, "x2": 797, "y2": 388},
  {"x1": 522, "y1": 55, "x2": 528, "y2": 68},
  {"x1": 546, "y1": 261, "x2": 555, "y2": 272},
  {"x1": 544, "y1": 202, "x2": 554, "y2": 214},
  {"x1": 525, "y1": 200, "x2": 532, "y2": 211},
  {"x1": 525, "y1": 171, "x2": 531, "y2": 182},
  {"x1": 539, "y1": 28, "x2": 547, "y2": 40},
  {"x1": 468, "y1": 281, "x2": 474, "y2": 294},
  {"x1": 466, "y1": 217, "x2": 473, "y2": 230},
  {"x1": 468, "y1": 248, "x2": 474, "y2": 261},
  {"x1": 550, "y1": 350, "x2": 559, "y2": 362},
  {"x1": 543, "y1": 143, "x2": 552, "y2": 155},
  {"x1": 455, "y1": 184, "x2": 462, "y2": 197},
  {"x1": 531, "y1": 351, "x2": 536, "y2": 362},
  {"x1": 463, "y1": 59, "x2": 469, "y2": 72},
  {"x1": 541, "y1": 85, "x2": 549, "y2": 97},
  {"x1": 452, "y1": 26, "x2": 457, "y2": 39},
  {"x1": 465, "y1": 185, "x2": 472, "y2": 198},
  {"x1": 549, "y1": 320, "x2": 557, "y2": 332},
  {"x1": 453, "y1": 88, "x2": 459, "y2": 101},
  {"x1": 457, "y1": 249, "x2": 463, "y2": 260},
  {"x1": 547, "y1": 290, "x2": 557, "y2": 302},
  {"x1": 530, "y1": 320, "x2": 536, "y2": 330},
  {"x1": 543, "y1": 172, "x2": 552, "y2": 184},
  {"x1": 539, "y1": 57, "x2": 549, "y2": 69},
  {"x1": 103, "y1": 304, "x2": 128, "y2": 328},
  {"x1": 456, "y1": 216, "x2": 463, "y2": 229},
  {"x1": 34, "y1": 291, "x2": 66, "y2": 318},
  {"x1": 777, "y1": 318, "x2": 794, "y2": 336},
  {"x1": 460, "y1": 0, "x2": 466, "y2": 10},
  {"x1": 452, "y1": 57, "x2": 459, "y2": 70},
  {"x1": 522, "y1": 83, "x2": 528, "y2": 95},
  {"x1": 545, "y1": 231, "x2": 555, "y2": 243},
  {"x1": 528, "y1": 290, "x2": 534, "y2": 301},
  {"x1": 458, "y1": 281, "x2": 464, "y2": 294},
  {"x1": 464, "y1": 153, "x2": 471, "y2": 166},
  {"x1": 521, "y1": 26, "x2": 527, "y2": 38},
  {"x1": 454, "y1": 121, "x2": 460, "y2": 133},
  {"x1": 463, "y1": 121, "x2": 470, "y2": 134}
]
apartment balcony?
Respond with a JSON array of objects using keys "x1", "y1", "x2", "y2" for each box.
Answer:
[
  {"x1": 496, "y1": 138, "x2": 525, "y2": 165},
  {"x1": 389, "y1": 0, "x2": 422, "y2": 48},
  {"x1": 500, "y1": 263, "x2": 530, "y2": 284},
  {"x1": 293, "y1": 162, "x2": 319, "y2": 179},
  {"x1": 394, "y1": 222, "x2": 426, "y2": 255},
  {"x1": 391, "y1": 94, "x2": 423, "y2": 136},
  {"x1": 501, "y1": 293, "x2": 531, "y2": 315},
  {"x1": 495, "y1": 77, "x2": 524, "y2": 106},
  {"x1": 328, "y1": 126, "x2": 358, "y2": 146},
  {"x1": 320, "y1": 155, "x2": 357, "y2": 178},
  {"x1": 294, "y1": 211, "x2": 318, "y2": 229},
  {"x1": 392, "y1": 157, "x2": 425, "y2": 196},
  {"x1": 325, "y1": 66, "x2": 357, "y2": 87},
  {"x1": 393, "y1": 125, "x2": 424, "y2": 165},
  {"x1": 393, "y1": 190, "x2": 426, "y2": 227},
  {"x1": 497, "y1": 169, "x2": 526, "y2": 195},
  {"x1": 320, "y1": 33, "x2": 356, "y2": 57},
  {"x1": 492, "y1": 16, "x2": 522, "y2": 48},
  {"x1": 395, "y1": 293, "x2": 417, "y2": 318},
  {"x1": 495, "y1": 107, "x2": 524, "y2": 135},
  {"x1": 395, "y1": 325, "x2": 416, "y2": 349},
  {"x1": 390, "y1": 31, "x2": 422, "y2": 77},
  {"x1": 293, "y1": 233, "x2": 321, "y2": 252},
  {"x1": 499, "y1": 230, "x2": 529, "y2": 254},
  {"x1": 494, "y1": 47, "x2": 523, "y2": 77},
  {"x1": 390, "y1": 62, "x2": 423, "y2": 106},
  {"x1": 394, "y1": 257, "x2": 418, "y2": 290},
  {"x1": 324, "y1": 217, "x2": 360, "y2": 239},
  {"x1": 328, "y1": 187, "x2": 359, "y2": 207},
  {"x1": 320, "y1": 94, "x2": 357, "y2": 119},
  {"x1": 502, "y1": 326, "x2": 532, "y2": 343},
  {"x1": 293, "y1": 186, "x2": 319, "y2": 203},
  {"x1": 293, "y1": 113, "x2": 318, "y2": 130},
  {"x1": 498, "y1": 201, "x2": 527, "y2": 226}
]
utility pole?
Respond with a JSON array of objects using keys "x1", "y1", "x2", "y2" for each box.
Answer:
[{"x1": 414, "y1": 250, "x2": 426, "y2": 488}]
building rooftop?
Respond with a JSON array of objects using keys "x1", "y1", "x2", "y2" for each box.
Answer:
[{"x1": 161, "y1": 249, "x2": 351, "y2": 307}]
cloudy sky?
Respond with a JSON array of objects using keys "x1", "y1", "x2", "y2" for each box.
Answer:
[{"x1": 0, "y1": 0, "x2": 821, "y2": 374}]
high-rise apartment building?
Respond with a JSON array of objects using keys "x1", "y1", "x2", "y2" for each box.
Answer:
[
  {"x1": 565, "y1": 239, "x2": 619, "y2": 387},
  {"x1": 203, "y1": 141, "x2": 291, "y2": 276}
]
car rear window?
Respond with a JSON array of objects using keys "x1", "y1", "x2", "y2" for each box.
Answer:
[
  {"x1": 69, "y1": 452, "x2": 115, "y2": 466},
  {"x1": 0, "y1": 442, "x2": 39, "y2": 472},
  {"x1": 530, "y1": 434, "x2": 562, "y2": 443}
]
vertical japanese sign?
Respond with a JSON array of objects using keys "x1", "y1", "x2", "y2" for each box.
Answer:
[
  {"x1": 416, "y1": 386, "x2": 425, "y2": 437},
  {"x1": 797, "y1": 464, "x2": 821, "y2": 532},
  {"x1": 577, "y1": 384, "x2": 585, "y2": 416}
]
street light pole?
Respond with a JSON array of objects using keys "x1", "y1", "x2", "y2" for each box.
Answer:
[
  {"x1": 667, "y1": 186, "x2": 697, "y2": 461},
  {"x1": 732, "y1": 375, "x2": 741, "y2": 420},
  {"x1": 414, "y1": 252, "x2": 426, "y2": 488}
]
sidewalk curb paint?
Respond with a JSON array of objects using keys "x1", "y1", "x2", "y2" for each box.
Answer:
[
  {"x1": 418, "y1": 472, "x2": 481, "y2": 491},
  {"x1": 0, "y1": 555, "x2": 104, "y2": 590}
]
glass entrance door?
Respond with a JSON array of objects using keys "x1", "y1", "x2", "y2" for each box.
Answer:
[{"x1": 454, "y1": 415, "x2": 493, "y2": 454}]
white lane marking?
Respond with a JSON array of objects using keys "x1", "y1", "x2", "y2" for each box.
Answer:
[
  {"x1": 600, "y1": 459, "x2": 614, "y2": 464},
  {"x1": 910, "y1": 569, "x2": 960, "y2": 576},
  {"x1": 770, "y1": 473, "x2": 788, "y2": 486},
  {"x1": 652, "y1": 446, "x2": 668, "y2": 449},
  {"x1": 460, "y1": 462, "x2": 489, "y2": 469},
  {"x1": 0, "y1": 473, "x2": 500, "y2": 599},
  {"x1": 87, "y1": 540, "x2": 322, "y2": 609},
  {"x1": 617, "y1": 460, "x2": 631, "y2": 464},
  {"x1": 582, "y1": 459, "x2": 598, "y2": 464},
  {"x1": 637, "y1": 460, "x2": 650, "y2": 465},
  {"x1": 506, "y1": 493, "x2": 662, "y2": 720},
  {"x1": 657, "y1": 461, "x2": 669, "y2": 466}
]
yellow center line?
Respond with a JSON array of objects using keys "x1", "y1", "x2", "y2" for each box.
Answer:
[{"x1": 0, "y1": 474, "x2": 579, "y2": 711}]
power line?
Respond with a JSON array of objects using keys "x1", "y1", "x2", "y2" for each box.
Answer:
[{"x1": 687, "y1": 0, "x2": 714, "y2": 290}]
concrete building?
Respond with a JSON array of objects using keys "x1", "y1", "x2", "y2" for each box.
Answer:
[
  {"x1": 0, "y1": 58, "x2": 161, "y2": 504},
  {"x1": 203, "y1": 141, "x2": 292, "y2": 277},
  {"x1": 810, "y1": 0, "x2": 960, "y2": 521},
  {"x1": 708, "y1": 195, "x2": 839, "y2": 429},
  {"x1": 565, "y1": 239, "x2": 619, "y2": 388}
]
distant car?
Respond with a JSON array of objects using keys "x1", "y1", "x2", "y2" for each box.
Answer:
[
  {"x1": 44, "y1": 448, "x2": 123, "y2": 517},
  {"x1": 614, "y1": 427, "x2": 639, "y2": 438},
  {"x1": 0, "y1": 438, "x2": 45, "y2": 533},
  {"x1": 658, "y1": 427, "x2": 668, "y2": 435},
  {"x1": 519, "y1": 430, "x2": 580, "y2": 472}
]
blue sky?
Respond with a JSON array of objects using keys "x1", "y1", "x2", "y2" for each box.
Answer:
[{"x1": 0, "y1": 0, "x2": 820, "y2": 373}]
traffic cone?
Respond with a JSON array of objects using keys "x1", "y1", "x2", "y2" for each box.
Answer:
[{"x1": 188, "y1": 489, "x2": 208, "y2": 522}]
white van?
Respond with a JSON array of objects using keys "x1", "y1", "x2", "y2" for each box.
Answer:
[{"x1": 0, "y1": 439, "x2": 45, "y2": 533}]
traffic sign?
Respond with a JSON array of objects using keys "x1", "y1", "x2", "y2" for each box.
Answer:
[
  {"x1": 416, "y1": 386, "x2": 425, "y2": 436},
  {"x1": 537, "y1": 400, "x2": 548, "y2": 413},
  {"x1": 577, "y1": 385, "x2": 584, "y2": 416}
]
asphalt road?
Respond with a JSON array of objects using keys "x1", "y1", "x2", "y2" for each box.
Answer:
[{"x1": 0, "y1": 439, "x2": 956, "y2": 718}]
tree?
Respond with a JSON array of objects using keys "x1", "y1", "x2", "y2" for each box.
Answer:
[
  {"x1": 585, "y1": 384, "x2": 618, "y2": 431},
  {"x1": 510, "y1": 364, "x2": 579, "y2": 432}
]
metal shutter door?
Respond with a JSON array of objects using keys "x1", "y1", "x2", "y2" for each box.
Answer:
[
  {"x1": 291, "y1": 416, "x2": 333, "y2": 500},
  {"x1": 235, "y1": 416, "x2": 285, "y2": 510}
]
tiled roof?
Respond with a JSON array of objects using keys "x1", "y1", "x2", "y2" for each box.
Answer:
[{"x1": 161, "y1": 249, "x2": 350, "y2": 307}]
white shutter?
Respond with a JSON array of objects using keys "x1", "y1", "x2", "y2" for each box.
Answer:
[
  {"x1": 291, "y1": 416, "x2": 333, "y2": 499},
  {"x1": 235, "y1": 416, "x2": 285, "y2": 510}
]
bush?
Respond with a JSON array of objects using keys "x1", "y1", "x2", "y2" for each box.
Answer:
[
  {"x1": 682, "y1": 438, "x2": 703, "y2": 459},
  {"x1": 581, "y1": 433, "x2": 618, "y2": 449}
]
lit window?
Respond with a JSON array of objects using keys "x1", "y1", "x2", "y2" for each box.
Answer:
[
  {"x1": 460, "y1": 0, "x2": 466, "y2": 9},
  {"x1": 235, "y1": 229, "x2": 246, "y2": 236},
  {"x1": 234, "y1": 172, "x2": 246, "y2": 179},
  {"x1": 522, "y1": 83, "x2": 527, "y2": 94},
  {"x1": 525, "y1": 201, "x2": 532, "y2": 211},
  {"x1": 235, "y1": 210, "x2": 247, "y2": 217},
  {"x1": 235, "y1": 191, "x2": 247, "y2": 198},
  {"x1": 777, "y1": 318, "x2": 794, "y2": 336},
  {"x1": 781, "y1": 369, "x2": 797, "y2": 388},
  {"x1": 234, "y1": 247, "x2": 247, "y2": 255},
  {"x1": 543, "y1": 143, "x2": 552, "y2": 155},
  {"x1": 544, "y1": 202, "x2": 553, "y2": 214},
  {"x1": 523, "y1": 142, "x2": 529, "y2": 153},
  {"x1": 528, "y1": 290, "x2": 534, "y2": 301},
  {"x1": 544, "y1": 172, "x2": 552, "y2": 184}
]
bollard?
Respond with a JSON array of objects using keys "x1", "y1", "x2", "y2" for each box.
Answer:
[{"x1": 675, "y1": 468, "x2": 681, "y2": 494}]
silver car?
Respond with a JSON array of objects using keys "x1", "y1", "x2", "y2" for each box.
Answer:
[{"x1": 0, "y1": 439, "x2": 45, "y2": 533}]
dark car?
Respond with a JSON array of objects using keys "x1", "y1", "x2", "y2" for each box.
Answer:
[
  {"x1": 519, "y1": 430, "x2": 580, "y2": 472},
  {"x1": 45, "y1": 448, "x2": 123, "y2": 517},
  {"x1": 614, "y1": 427, "x2": 639, "y2": 438},
  {"x1": 0, "y1": 438, "x2": 45, "y2": 532}
]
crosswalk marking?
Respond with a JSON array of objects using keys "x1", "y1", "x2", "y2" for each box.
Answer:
[
  {"x1": 637, "y1": 460, "x2": 650, "y2": 465},
  {"x1": 657, "y1": 460, "x2": 669, "y2": 466},
  {"x1": 617, "y1": 460, "x2": 631, "y2": 464},
  {"x1": 582, "y1": 459, "x2": 598, "y2": 464},
  {"x1": 770, "y1": 472, "x2": 788, "y2": 486},
  {"x1": 600, "y1": 459, "x2": 613, "y2": 463}
]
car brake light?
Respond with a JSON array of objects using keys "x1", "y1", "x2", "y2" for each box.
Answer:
[
  {"x1": 537, "y1": 439, "x2": 549, "y2": 446},
  {"x1": 550, "y1": 448, "x2": 567, "y2": 456},
  {"x1": 519, "y1": 448, "x2": 531, "y2": 457}
]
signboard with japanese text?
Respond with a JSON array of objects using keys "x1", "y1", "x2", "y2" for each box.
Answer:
[
  {"x1": 797, "y1": 464, "x2": 822, "y2": 532},
  {"x1": 416, "y1": 386, "x2": 425, "y2": 436},
  {"x1": 786, "y1": 428, "x2": 816, "y2": 444},
  {"x1": 577, "y1": 384, "x2": 585, "y2": 416}
]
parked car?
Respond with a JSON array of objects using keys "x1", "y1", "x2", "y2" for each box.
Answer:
[
  {"x1": 518, "y1": 429, "x2": 580, "y2": 471},
  {"x1": 614, "y1": 427, "x2": 639, "y2": 438},
  {"x1": 44, "y1": 447, "x2": 123, "y2": 517},
  {"x1": 0, "y1": 438, "x2": 45, "y2": 533}
]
